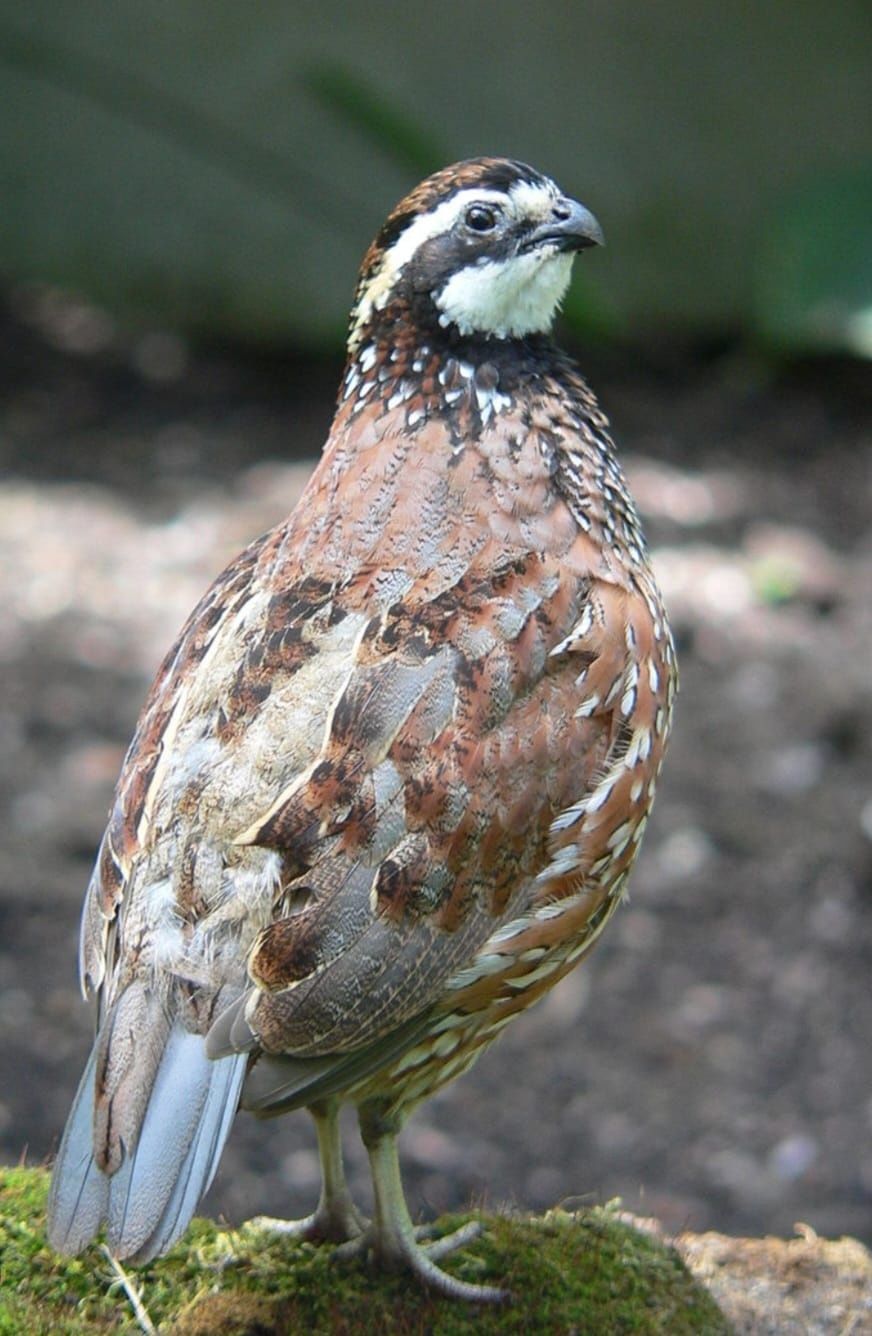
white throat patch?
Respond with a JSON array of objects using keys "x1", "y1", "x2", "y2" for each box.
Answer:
[{"x1": 435, "y1": 250, "x2": 574, "y2": 339}]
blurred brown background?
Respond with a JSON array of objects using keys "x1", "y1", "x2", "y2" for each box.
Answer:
[{"x1": 1, "y1": 2, "x2": 870, "y2": 1245}]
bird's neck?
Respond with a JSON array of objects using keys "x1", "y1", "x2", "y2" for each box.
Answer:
[
  {"x1": 339, "y1": 300, "x2": 561, "y2": 429},
  {"x1": 330, "y1": 308, "x2": 650, "y2": 582}
]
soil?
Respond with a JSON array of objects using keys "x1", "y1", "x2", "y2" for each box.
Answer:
[{"x1": 1, "y1": 287, "x2": 871, "y2": 1259}]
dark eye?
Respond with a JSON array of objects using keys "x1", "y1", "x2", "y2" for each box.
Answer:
[{"x1": 464, "y1": 204, "x2": 499, "y2": 233}]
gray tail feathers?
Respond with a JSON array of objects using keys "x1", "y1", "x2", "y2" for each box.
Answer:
[{"x1": 47, "y1": 993, "x2": 246, "y2": 1262}]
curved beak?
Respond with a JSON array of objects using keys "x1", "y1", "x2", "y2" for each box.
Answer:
[{"x1": 522, "y1": 198, "x2": 605, "y2": 254}]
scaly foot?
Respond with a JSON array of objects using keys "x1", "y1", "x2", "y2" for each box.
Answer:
[
  {"x1": 246, "y1": 1194, "x2": 369, "y2": 1245},
  {"x1": 335, "y1": 1217, "x2": 506, "y2": 1302}
]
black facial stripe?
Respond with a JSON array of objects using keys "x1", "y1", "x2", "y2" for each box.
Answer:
[
  {"x1": 375, "y1": 208, "x2": 417, "y2": 253},
  {"x1": 410, "y1": 228, "x2": 519, "y2": 295}
]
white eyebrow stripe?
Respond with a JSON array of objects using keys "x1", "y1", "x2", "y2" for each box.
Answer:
[
  {"x1": 386, "y1": 189, "x2": 506, "y2": 271},
  {"x1": 508, "y1": 179, "x2": 559, "y2": 219}
]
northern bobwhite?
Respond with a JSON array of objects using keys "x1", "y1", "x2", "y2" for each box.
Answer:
[{"x1": 48, "y1": 157, "x2": 676, "y2": 1301}]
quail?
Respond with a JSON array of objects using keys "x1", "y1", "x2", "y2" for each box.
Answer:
[{"x1": 48, "y1": 157, "x2": 676, "y2": 1301}]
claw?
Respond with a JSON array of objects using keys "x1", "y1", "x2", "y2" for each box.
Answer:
[
  {"x1": 350, "y1": 1110, "x2": 509, "y2": 1302},
  {"x1": 336, "y1": 1218, "x2": 507, "y2": 1302},
  {"x1": 246, "y1": 1198, "x2": 369, "y2": 1245},
  {"x1": 422, "y1": 1219, "x2": 484, "y2": 1262},
  {"x1": 245, "y1": 1102, "x2": 506, "y2": 1298},
  {"x1": 245, "y1": 1102, "x2": 368, "y2": 1245}
]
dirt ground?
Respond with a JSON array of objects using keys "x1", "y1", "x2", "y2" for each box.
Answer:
[{"x1": 1, "y1": 287, "x2": 871, "y2": 1256}]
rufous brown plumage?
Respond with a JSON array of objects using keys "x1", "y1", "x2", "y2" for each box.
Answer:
[{"x1": 48, "y1": 157, "x2": 676, "y2": 1301}]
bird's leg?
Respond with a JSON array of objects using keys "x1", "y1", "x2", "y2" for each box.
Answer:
[
  {"x1": 335, "y1": 1102, "x2": 507, "y2": 1303},
  {"x1": 247, "y1": 1100, "x2": 368, "y2": 1244}
]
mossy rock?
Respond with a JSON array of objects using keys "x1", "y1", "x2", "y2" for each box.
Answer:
[{"x1": 0, "y1": 1166, "x2": 730, "y2": 1334}]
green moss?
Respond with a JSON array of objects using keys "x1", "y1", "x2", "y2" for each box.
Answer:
[{"x1": 0, "y1": 1167, "x2": 730, "y2": 1334}]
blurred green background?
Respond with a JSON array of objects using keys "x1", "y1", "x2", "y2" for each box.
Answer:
[{"x1": 1, "y1": 0, "x2": 870, "y2": 354}]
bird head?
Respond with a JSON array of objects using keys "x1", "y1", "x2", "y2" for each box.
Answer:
[{"x1": 349, "y1": 157, "x2": 604, "y2": 351}]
